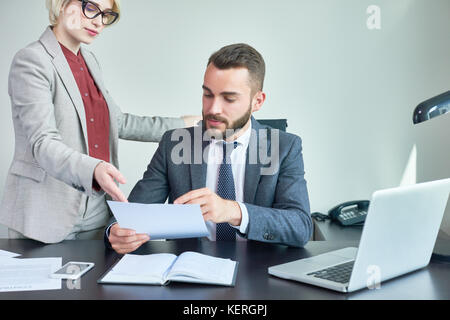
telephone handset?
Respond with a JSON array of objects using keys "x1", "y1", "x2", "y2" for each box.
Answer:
[{"x1": 328, "y1": 200, "x2": 370, "y2": 226}]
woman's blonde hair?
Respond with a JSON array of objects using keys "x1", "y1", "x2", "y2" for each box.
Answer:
[{"x1": 45, "y1": 0, "x2": 121, "y2": 26}]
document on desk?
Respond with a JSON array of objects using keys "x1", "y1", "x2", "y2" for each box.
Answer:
[
  {"x1": 0, "y1": 257, "x2": 62, "y2": 292},
  {"x1": 0, "y1": 249, "x2": 21, "y2": 259},
  {"x1": 98, "y1": 251, "x2": 238, "y2": 286},
  {"x1": 107, "y1": 201, "x2": 210, "y2": 240}
]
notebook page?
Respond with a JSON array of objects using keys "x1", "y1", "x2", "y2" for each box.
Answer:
[
  {"x1": 166, "y1": 251, "x2": 237, "y2": 285},
  {"x1": 101, "y1": 253, "x2": 177, "y2": 284}
]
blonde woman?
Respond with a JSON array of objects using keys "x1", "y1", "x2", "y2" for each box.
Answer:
[{"x1": 0, "y1": 0, "x2": 199, "y2": 242}]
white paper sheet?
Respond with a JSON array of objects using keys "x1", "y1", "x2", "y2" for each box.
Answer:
[
  {"x1": 167, "y1": 251, "x2": 237, "y2": 285},
  {"x1": 107, "y1": 202, "x2": 210, "y2": 240},
  {"x1": 0, "y1": 257, "x2": 62, "y2": 292},
  {"x1": 0, "y1": 249, "x2": 21, "y2": 259}
]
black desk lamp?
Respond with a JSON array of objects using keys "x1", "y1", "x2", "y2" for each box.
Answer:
[
  {"x1": 413, "y1": 90, "x2": 450, "y2": 124},
  {"x1": 413, "y1": 90, "x2": 450, "y2": 262}
]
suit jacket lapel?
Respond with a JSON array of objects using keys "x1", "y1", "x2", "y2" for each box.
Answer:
[
  {"x1": 190, "y1": 160, "x2": 207, "y2": 190},
  {"x1": 190, "y1": 125, "x2": 208, "y2": 190},
  {"x1": 39, "y1": 27, "x2": 89, "y2": 148},
  {"x1": 80, "y1": 47, "x2": 105, "y2": 92},
  {"x1": 244, "y1": 117, "x2": 267, "y2": 203}
]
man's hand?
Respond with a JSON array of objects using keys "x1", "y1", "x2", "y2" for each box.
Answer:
[
  {"x1": 181, "y1": 115, "x2": 202, "y2": 127},
  {"x1": 93, "y1": 162, "x2": 128, "y2": 202},
  {"x1": 174, "y1": 188, "x2": 242, "y2": 226},
  {"x1": 108, "y1": 223, "x2": 150, "y2": 254}
]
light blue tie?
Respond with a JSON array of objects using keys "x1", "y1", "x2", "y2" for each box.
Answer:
[{"x1": 216, "y1": 141, "x2": 238, "y2": 241}]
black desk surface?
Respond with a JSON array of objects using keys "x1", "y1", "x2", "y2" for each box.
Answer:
[{"x1": 0, "y1": 239, "x2": 449, "y2": 300}]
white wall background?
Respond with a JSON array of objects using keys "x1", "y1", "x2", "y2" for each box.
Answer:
[{"x1": 0, "y1": 0, "x2": 449, "y2": 238}]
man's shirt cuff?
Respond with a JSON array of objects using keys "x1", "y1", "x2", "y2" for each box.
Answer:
[
  {"x1": 105, "y1": 222, "x2": 117, "y2": 238},
  {"x1": 231, "y1": 202, "x2": 249, "y2": 234}
]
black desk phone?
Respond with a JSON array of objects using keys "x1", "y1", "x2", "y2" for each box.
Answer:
[{"x1": 328, "y1": 200, "x2": 370, "y2": 226}]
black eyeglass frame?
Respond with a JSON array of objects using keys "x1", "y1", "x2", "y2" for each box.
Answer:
[{"x1": 78, "y1": 0, "x2": 119, "y2": 26}]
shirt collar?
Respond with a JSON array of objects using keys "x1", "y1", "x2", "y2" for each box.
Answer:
[
  {"x1": 59, "y1": 42, "x2": 82, "y2": 64},
  {"x1": 211, "y1": 121, "x2": 252, "y2": 149}
]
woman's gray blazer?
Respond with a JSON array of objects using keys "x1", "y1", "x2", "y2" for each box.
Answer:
[{"x1": 0, "y1": 27, "x2": 184, "y2": 243}]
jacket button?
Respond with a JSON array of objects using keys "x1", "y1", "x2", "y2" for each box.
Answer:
[
  {"x1": 263, "y1": 232, "x2": 269, "y2": 240},
  {"x1": 72, "y1": 184, "x2": 85, "y2": 192}
]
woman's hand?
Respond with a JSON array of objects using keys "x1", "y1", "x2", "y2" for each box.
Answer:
[
  {"x1": 181, "y1": 115, "x2": 202, "y2": 127},
  {"x1": 93, "y1": 162, "x2": 128, "y2": 202}
]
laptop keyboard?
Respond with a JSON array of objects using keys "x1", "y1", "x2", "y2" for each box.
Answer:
[{"x1": 307, "y1": 261, "x2": 355, "y2": 284}]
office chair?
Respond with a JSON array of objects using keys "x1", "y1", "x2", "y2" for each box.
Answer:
[{"x1": 256, "y1": 119, "x2": 288, "y2": 132}]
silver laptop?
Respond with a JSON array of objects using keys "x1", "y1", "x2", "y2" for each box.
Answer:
[{"x1": 268, "y1": 178, "x2": 450, "y2": 292}]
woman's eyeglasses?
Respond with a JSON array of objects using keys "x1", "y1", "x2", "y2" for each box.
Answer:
[{"x1": 78, "y1": 0, "x2": 119, "y2": 26}]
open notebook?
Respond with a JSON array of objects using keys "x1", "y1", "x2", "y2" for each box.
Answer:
[{"x1": 98, "y1": 251, "x2": 238, "y2": 286}]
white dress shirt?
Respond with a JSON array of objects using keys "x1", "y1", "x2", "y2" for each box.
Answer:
[{"x1": 205, "y1": 123, "x2": 251, "y2": 241}]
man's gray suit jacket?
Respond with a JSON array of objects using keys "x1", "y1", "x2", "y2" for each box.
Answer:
[{"x1": 107, "y1": 117, "x2": 313, "y2": 248}]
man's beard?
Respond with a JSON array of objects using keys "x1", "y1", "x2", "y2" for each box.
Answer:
[{"x1": 203, "y1": 105, "x2": 252, "y2": 140}]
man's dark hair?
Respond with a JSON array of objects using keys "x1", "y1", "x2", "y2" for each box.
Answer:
[{"x1": 208, "y1": 43, "x2": 265, "y2": 95}]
